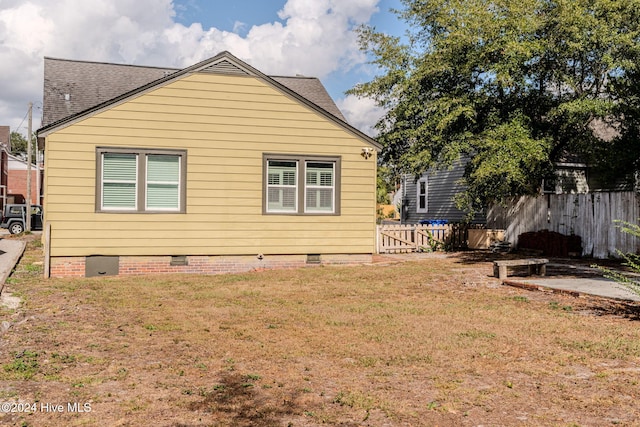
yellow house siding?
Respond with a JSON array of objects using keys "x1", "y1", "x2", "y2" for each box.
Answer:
[{"x1": 45, "y1": 73, "x2": 377, "y2": 257}]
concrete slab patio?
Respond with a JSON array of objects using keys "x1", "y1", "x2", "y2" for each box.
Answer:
[
  {"x1": 499, "y1": 260, "x2": 640, "y2": 302},
  {"x1": 375, "y1": 253, "x2": 640, "y2": 303},
  {"x1": 0, "y1": 238, "x2": 27, "y2": 288},
  {"x1": 504, "y1": 276, "x2": 640, "y2": 302}
]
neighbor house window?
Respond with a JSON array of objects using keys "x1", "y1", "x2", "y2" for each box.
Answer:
[
  {"x1": 416, "y1": 177, "x2": 428, "y2": 213},
  {"x1": 96, "y1": 147, "x2": 186, "y2": 213},
  {"x1": 264, "y1": 154, "x2": 340, "y2": 215}
]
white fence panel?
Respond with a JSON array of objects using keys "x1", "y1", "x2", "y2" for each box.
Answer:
[{"x1": 377, "y1": 224, "x2": 452, "y2": 254}]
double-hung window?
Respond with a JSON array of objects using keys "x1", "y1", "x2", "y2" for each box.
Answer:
[
  {"x1": 266, "y1": 160, "x2": 298, "y2": 212},
  {"x1": 416, "y1": 177, "x2": 428, "y2": 213},
  {"x1": 97, "y1": 147, "x2": 186, "y2": 213},
  {"x1": 146, "y1": 155, "x2": 181, "y2": 210},
  {"x1": 102, "y1": 153, "x2": 138, "y2": 210},
  {"x1": 305, "y1": 162, "x2": 335, "y2": 213},
  {"x1": 264, "y1": 154, "x2": 340, "y2": 215}
]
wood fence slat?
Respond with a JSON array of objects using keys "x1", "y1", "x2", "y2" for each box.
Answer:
[
  {"x1": 487, "y1": 191, "x2": 640, "y2": 258},
  {"x1": 377, "y1": 223, "x2": 454, "y2": 254}
]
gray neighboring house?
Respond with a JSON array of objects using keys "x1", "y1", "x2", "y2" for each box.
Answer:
[
  {"x1": 397, "y1": 155, "x2": 485, "y2": 225},
  {"x1": 398, "y1": 150, "x2": 636, "y2": 226},
  {"x1": 41, "y1": 57, "x2": 347, "y2": 129},
  {"x1": 544, "y1": 153, "x2": 638, "y2": 194}
]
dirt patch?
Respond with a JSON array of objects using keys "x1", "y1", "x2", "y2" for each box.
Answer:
[{"x1": 0, "y1": 243, "x2": 639, "y2": 426}]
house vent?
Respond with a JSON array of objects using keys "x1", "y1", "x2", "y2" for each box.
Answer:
[
  {"x1": 200, "y1": 60, "x2": 250, "y2": 76},
  {"x1": 85, "y1": 256, "x2": 119, "y2": 277},
  {"x1": 306, "y1": 254, "x2": 322, "y2": 264},
  {"x1": 170, "y1": 255, "x2": 188, "y2": 266}
]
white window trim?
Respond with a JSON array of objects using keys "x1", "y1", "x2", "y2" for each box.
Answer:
[
  {"x1": 101, "y1": 153, "x2": 138, "y2": 212},
  {"x1": 416, "y1": 177, "x2": 428, "y2": 213},
  {"x1": 304, "y1": 161, "x2": 336, "y2": 214},
  {"x1": 266, "y1": 160, "x2": 299, "y2": 213},
  {"x1": 145, "y1": 155, "x2": 182, "y2": 212}
]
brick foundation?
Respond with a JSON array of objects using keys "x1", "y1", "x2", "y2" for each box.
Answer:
[
  {"x1": 49, "y1": 253, "x2": 373, "y2": 278},
  {"x1": 50, "y1": 257, "x2": 86, "y2": 278}
]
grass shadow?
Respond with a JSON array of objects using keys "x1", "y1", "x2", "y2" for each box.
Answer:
[
  {"x1": 175, "y1": 372, "x2": 303, "y2": 427},
  {"x1": 574, "y1": 297, "x2": 640, "y2": 321}
]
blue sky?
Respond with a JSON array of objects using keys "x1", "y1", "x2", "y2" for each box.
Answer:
[
  {"x1": 0, "y1": 0, "x2": 408, "y2": 136},
  {"x1": 172, "y1": 0, "x2": 405, "y2": 39},
  {"x1": 173, "y1": 1, "x2": 287, "y2": 36},
  {"x1": 170, "y1": 0, "x2": 405, "y2": 103}
]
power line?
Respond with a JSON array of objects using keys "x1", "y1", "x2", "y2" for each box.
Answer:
[{"x1": 14, "y1": 108, "x2": 30, "y2": 134}]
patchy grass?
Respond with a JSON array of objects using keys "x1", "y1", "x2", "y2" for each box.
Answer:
[{"x1": 1, "y1": 241, "x2": 640, "y2": 426}]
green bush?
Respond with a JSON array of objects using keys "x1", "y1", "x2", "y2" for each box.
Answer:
[{"x1": 594, "y1": 220, "x2": 640, "y2": 296}]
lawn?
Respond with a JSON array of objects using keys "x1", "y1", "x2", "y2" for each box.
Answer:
[{"x1": 1, "y1": 239, "x2": 639, "y2": 426}]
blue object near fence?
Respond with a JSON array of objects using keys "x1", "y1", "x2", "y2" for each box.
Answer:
[{"x1": 419, "y1": 219, "x2": 449, "y2": 225}]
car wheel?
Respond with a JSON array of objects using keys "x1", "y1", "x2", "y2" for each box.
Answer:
[{"x1": 9, "y1": 222, "x2": 24, "y2": 234}]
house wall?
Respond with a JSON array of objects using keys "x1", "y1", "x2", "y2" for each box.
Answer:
[
  {"x1": 0, "y1": 149, "x2": 7, "y2": 208},
  {"x1": 401, "y1": 156, "x2": 484, "y2": 224},
  {"x1": 8, "y1": 167, "x2": 40, "y2": 204},
  {"x1": 43, "y1": 72, "x2": 377, "y2": 272}
]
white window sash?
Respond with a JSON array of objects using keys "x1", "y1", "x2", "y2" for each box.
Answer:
[
  {"x1": 101, "y1": 153, "x2": 138, "y2": 211},
  {"x1": 416, "y1": 178, "x2": 428, "y2": 213},
  {"x1": 305, "y1": 162, "x2": 335, "y2": 213},
  {"x1": 145, "y1": 155, "x2": 181, "y2": 211},
  {"x1": 266, "y1": 160, "x2": 298, "y2": 213}
]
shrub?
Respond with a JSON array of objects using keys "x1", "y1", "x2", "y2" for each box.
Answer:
[{"x1": 594, "y1": 220, "x2": 640, "y2": 296}]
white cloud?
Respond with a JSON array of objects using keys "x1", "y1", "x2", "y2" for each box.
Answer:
[
  {"x1": 0, "y1": 0, "x2": 382, "y2": 134},
  {"x1": 336, "y1": 95, "x2": 385, "y2": 137},
  {"x1": 232, "y1": 21, "x2": 246, "y2": 34}
]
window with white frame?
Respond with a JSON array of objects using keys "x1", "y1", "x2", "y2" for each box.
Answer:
[
  {"x1": 305, "y1": 162, "x2": 335, "y2": 213},
  {"x1": 416, "y1": 177, "x2": 428, "y2": 213},
  {"x1": 266, "y1": 160, "x2": 298, "y2": 212},
  {"x1": 264, "y1": 155, "x2": 340, "y2": 215},
  {"x1": 97, "y1": 148, "x2": 186, "y2": 213},
  {"x1": 102, "y1": 153, "x2": 138, "y2": 210},
  {"x1": 146, "y1": 155, "x2": 181, "y2": 210}
]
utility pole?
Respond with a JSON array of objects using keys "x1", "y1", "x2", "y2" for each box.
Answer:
[
  {"x1": 35, "y1": 128, "x2": 40, "y2": 207},
  {"x1": 26, "y1": 102, "x2": 32, "y2": 232}
]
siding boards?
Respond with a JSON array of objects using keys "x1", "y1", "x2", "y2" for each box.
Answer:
[
  {"x1": 45, "y1": 73, "x2": 376, "y2": 257},
  {"x1": 401, "y1": 157, "x2": 483, "y2": 224},
  {"x1": 53, "y1": 132, "x2": 358, "y2": 151}
]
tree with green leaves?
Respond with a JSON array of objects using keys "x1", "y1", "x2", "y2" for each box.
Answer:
[
  {"x1": 377, "y1": 165, "x2": 394, "y2": 204},
  {"x1": 350, "y1": 0, "x2": 640, "y2": 217},
  {"x1": 9, "y1": 131, "x2": 29, "y2": 157}
]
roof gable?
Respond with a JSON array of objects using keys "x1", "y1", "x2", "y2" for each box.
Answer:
[{"x1": 38, "y1": 52, "x2": 376, "y2": 147}]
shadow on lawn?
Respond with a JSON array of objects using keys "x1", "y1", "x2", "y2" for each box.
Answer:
[
  {"x1": 574, "y1": 298, "x2": 640, "y2": 321},
  {"x1": 172, "y1": 371, "x2": 337, "y2": 427}
]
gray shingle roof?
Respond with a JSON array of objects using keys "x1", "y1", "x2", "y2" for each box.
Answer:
[
  {"x1": 271, "y1": 76, "x2": 346, "y2": 121},
  {"x1": 42, "y1": 58, "x2": 176, "y2": 128},
  {"x1": 42, "y1": 57, "x2": 346, "y2": 127}
]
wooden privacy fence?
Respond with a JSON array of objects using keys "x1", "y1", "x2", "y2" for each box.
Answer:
[
  {"x1": 377, "y1": 223, "x2": 454, "y2": 253},
  {"x1": 487, "y1": 191, "x2": 640, "y2": 259}
]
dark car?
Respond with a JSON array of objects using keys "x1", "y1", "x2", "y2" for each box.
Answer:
[{"x1": 0, "y1": 204, "x2": 43, "y2": 234}]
